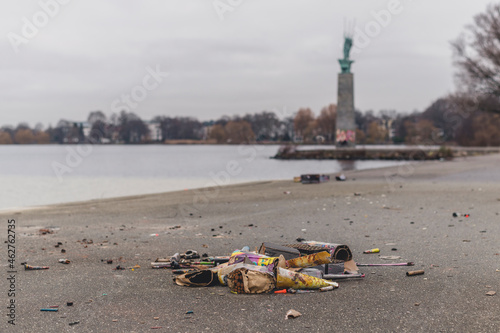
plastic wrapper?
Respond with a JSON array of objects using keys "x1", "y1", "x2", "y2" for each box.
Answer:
[
  {"x1": 284, "y1": 241, "x2": 353, "y2": 262},
  {"x1": 276, "y1": 267, "x2": 338, "y2": 290},
  {"x1": 225, "y1": 264, "x2": 275, "y2": 294},
  {"x1": 286, "y1": 251, "x2": 332, "y2": 268},
  {"x1": 217, "y1": 262, "x2": 274, "y2": 285}
]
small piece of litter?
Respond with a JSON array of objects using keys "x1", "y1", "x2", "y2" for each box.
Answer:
[
  {"x1": 486, "y1": 291, "x2": 496, "y2": 296},
  {"x1": 69, "y1": 322, "x2": 80, "y2": 326},
  {"x1": 186, "y1": 311, "x2": 194, "y2": 314},
  {"x1": 285, "y1": 309, "x2": 302, "y2": 319}
]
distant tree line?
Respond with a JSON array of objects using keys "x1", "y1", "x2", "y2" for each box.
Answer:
[{"x1": 0, "y1": 98, "x2": 498, "y2": 146}]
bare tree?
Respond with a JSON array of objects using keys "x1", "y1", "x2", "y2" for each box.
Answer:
[
  {"x1": 293, "y1": 108, "x2": 315, "y2": 141},
  {"x1": 317, "y1": 104, "x2": 336, "y2": 142},
  {"x1": 225, "y1": 121, "x2": 255, "y2": 144},
  {"x1": 87, "y1": 111, "x2": 107, "y2": 125},
  {"x1": 452, "y1": 3, "x2": 500, "y2": 113}
]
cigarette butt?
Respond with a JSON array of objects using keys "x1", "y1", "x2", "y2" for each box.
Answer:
[
  {"x1": 406, "y1": 270, "x2": 425, "y2": 276},
  {"x1": 363, "y1": 248, "x2": 380, "y2": 254},
  {"x1": 319, "y1": 286, "x2": 334, "y2": 292}
]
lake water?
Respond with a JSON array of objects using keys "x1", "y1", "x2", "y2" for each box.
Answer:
[{"x1": 0, "y1": 145, "x2": 404, "y2": 210}]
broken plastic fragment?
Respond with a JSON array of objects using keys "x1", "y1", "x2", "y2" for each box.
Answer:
[{"x1": 285, "y1": 309, "x2": 302, "y2": 319}]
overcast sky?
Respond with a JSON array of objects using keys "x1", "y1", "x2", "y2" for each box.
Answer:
[{"x1": 1, "y1": 0, "x2": 494, "y2": 127}]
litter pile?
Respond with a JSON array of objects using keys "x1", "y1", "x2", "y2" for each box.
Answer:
[{"x1": 153, "y1": 240, "x2": 415, "y2": 294}]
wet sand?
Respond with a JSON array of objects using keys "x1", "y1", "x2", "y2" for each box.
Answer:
[{"x1": 2, "y1": 153, "x2": 499, "y2": 332}]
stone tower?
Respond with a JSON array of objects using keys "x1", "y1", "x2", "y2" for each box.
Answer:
[{"x1": 336, "y1": 35, "x2": 356, "y2": 147}]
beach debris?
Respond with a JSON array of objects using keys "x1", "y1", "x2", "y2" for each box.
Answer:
[
  {"x1": 357, "y1": 262, "x2": 414, "y2": 267},
  {"x1": 25, "y1": 264, "x2": 49, "y2": 270},
  {"x1": 285, "y1": 309, "x2": 302, "y2": 319},
  {"x1": 39, "y1": 228, "x2": 55, "y2": 235},
  {"x1": 259, "y1": 242, "x2": 301, "y2": 260},
  {"x1": 153, "y1": 317, "x2": 159, "y2": 320},
  {"x1": 181, "y1": 250, "x2": 199, "y2": 260},
  {"x1": 69, "y1": 321, "x2": 80, "y2": 326},
  {"x1": 406, "y1": 270, "x2": 425, "y2": 276},
  {"x1": 58, "y1": 259, "x2": 70, "y2": 264},
  {"x1": 227, "y1": 267, "x2": 276, "y2": 294},
  {"x1": 166, "y1": 241, "x2": 415, "y2": 296},
  {"x1": 151, "y1": 326, "x2": 163, "y2": 329},
  {"x1": 61, "y1": 249, "x2": 66, "y2": 253},
  {"x1": 485, "y1": 291, "x2": 496, "y2": 296},
  {"x1": 284, "y1": 191, "x2": 291, "y2": 195},
  {"x1": 185, "y1": 311, "x2": 194, "y2": 314},
  {"x1": 335, "y1": 174, "x2": 346, "y2": 181},
  {"x1": 175, "y1": 270, "x2": 218, "y2": 287},
  {"x1": 300, "y1": 174, "x2": 330, "y2": 184},
  {"x1": 67, "y1": 302, "x2": 73, "y2": 306},
  {"x1": 391, "y1": 248, "x2": 398, "y2": 251},
  {"x1": 363, "y1": 248, "x2": 380, "y2": 254},
  {"x1": 284, "y1": 240, "x2": 353, "y2": 262},
  {"x1": 40, "y1": 308, "x2": 58, "y2": 312},
  {"x1": 286, "y1": 251, "x2": 331, "y2": 268},
  {"x1": 276, "y1": 267, "x2": 338, "y2": 290}
]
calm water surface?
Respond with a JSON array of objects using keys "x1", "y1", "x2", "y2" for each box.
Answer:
[{"x1": 0, "y1": 145, "x2": 404, "y2": 210}]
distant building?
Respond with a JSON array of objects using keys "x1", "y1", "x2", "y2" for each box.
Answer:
[{"x1": 146, "y1": 121, "x2": 162, "y2": 142}]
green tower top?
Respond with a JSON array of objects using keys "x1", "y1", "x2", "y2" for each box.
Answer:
[{"x1": 339, "y1": 34, "x2": 354, "y2": 73}]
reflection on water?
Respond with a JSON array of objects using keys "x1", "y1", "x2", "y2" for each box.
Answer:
[{"x1": 338, "y1": 160, "x2": 356, "y2": 171}]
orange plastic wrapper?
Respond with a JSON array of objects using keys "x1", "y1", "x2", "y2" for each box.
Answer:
[
  {"x1": 276, "y1": 267, "x2": 338, "y2": 290},
  {"x1": 286, "y1": 251, "x2": 332, "y2": 268}
]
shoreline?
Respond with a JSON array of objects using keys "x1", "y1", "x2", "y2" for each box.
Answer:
[
  {"x1": 4, "y1": 153, "x2": 498, "y2": 214},
  {"x1": 2, "y1": 153, "x2": 499, "y2": 332}
]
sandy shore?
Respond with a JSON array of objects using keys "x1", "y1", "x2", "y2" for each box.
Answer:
[{"x1": 1, "y1": 154, "x2": 499, "y2": 332}]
